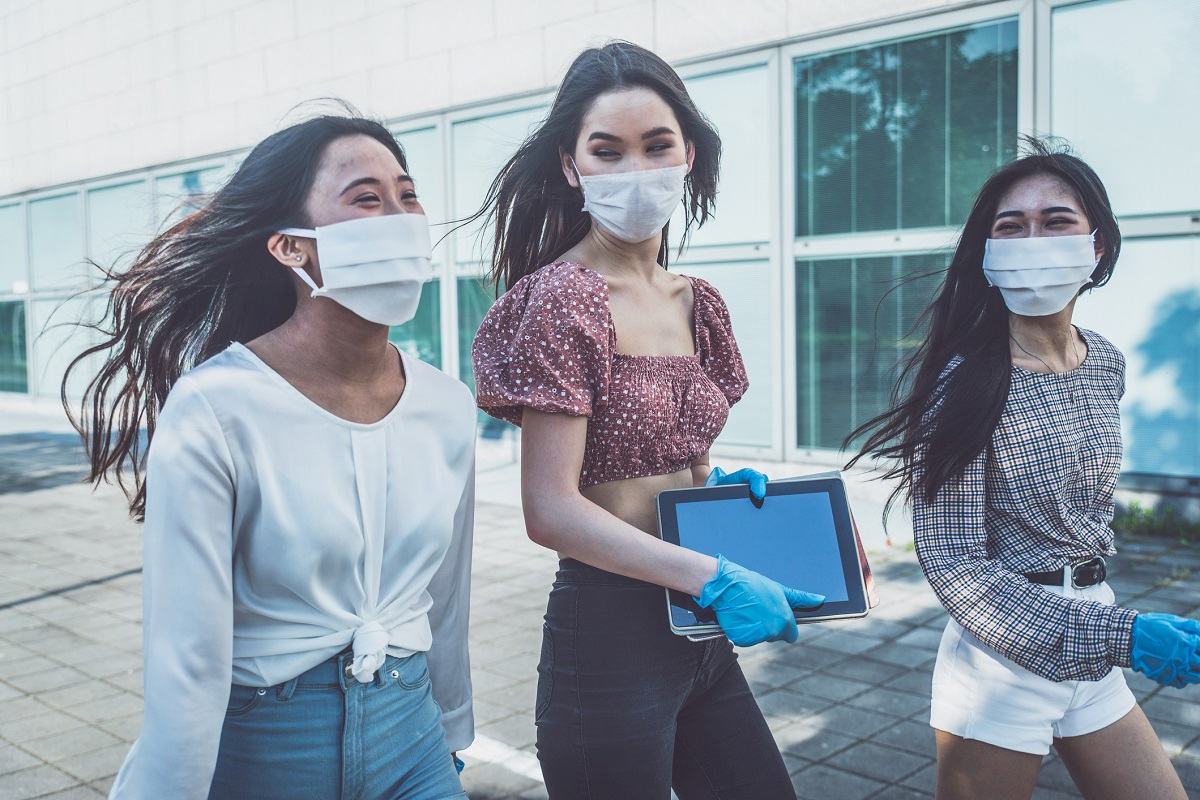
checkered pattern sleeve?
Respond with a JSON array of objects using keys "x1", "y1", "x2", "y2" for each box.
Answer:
[{"x1": 911, "y1": 360, "x2": 1137, "y2": 683}]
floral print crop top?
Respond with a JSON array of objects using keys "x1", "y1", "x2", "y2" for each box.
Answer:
[{"x1": 472, "y1": 261, "x2": 748, "y2": 488}]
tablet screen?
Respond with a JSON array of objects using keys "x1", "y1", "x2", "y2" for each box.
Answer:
[
  {"x1": 675, "y1": 491, "x2": 850, "y2": 603},
  {"x1": 660, "y1": 478, "x2": 867, "y2": 630}
]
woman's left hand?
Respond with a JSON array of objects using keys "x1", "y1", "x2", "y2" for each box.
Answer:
[{"x1": 706, "y1": 466, "x2": 769, "y2": 507}]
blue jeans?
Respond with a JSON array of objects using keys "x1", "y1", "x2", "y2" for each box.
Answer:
[{"x1": 209, "y1": 650, "x2": 467, "y2": 800}]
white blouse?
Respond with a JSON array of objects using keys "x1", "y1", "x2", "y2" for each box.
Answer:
[{"x1": 110, "y1": 343, "x2": 476, "y2": 799}]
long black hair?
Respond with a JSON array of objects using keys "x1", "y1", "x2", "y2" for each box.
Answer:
[
  {"x1": 64, "y1": 113, "x2": 408, "y2": 519},
  {"x1": 471, "y1": 41, "x2": 722, "y2": 291},
  {"x1": 845, "y1": 137, "x2": 1121, "y2": 512}
]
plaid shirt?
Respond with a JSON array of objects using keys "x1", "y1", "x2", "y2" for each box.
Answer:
[{"x1": 913, "y1": 327, "x2": 1138, "y2": 682}]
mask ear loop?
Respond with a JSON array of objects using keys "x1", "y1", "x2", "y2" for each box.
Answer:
[
  {"x1": 568, "y1": 157, "x2": 590, "y2": 213},
  {"x1": 278, "y1": 229, "x2": 322, "y2": 297},
  {"x1": 1086, "y1": 227, "x2": 1102, "y2": 282}
]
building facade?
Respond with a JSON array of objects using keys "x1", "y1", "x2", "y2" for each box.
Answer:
[{"x1": 1, "y1": 0, "x2": 1197, "y2": 492}]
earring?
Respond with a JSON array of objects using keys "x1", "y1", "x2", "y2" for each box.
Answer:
[{"x1": 294, "y1": 256, "x2": 302, "y2": 262}]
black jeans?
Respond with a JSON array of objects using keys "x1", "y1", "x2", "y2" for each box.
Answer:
[{"x1": 535, "y1": 559, "x2": 796, "y2": 800}]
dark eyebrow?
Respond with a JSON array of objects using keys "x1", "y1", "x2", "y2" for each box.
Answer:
[
  {"x1": 339, "y1": 175, "x2": 415, "y2": 196},
  {"x1": 339, "y1": 177, "x2": 381, "y2": 197},
  {"x1": 587, "y1": 131, "x2": 621, "y2": 143},
  {"x1": 642, "y1": 126, "x2": 677, "y2": 140},
  {"x1": 994, "y1": 205, "x2": 1080, "y2": 221}
]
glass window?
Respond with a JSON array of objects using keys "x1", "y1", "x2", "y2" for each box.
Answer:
[
  {"x1": 29, "y1": 193, "x2": 85, "y2": 291},
  {"x1": 388, "y1": 279, "x2": 442, "y2": 368},
  {"x1": 457, "y1": 273, "x2": 509, "y2": 436},
  {"x1": 795, "y1": 253, "x2": 946, "y2": 450},
  {"x1": 0, "y1": 204, "x2": 27, "y2": 294},
  {"x1": 451, "y1": 106, "x2": 547, "y2": 264},
  {"x1": 0, "y1": 301, "x2": 27, "y2": 393},
  {"x1": 1074, "y1": 235, "x2": 1200, "y2": 476},
  {"x1": 1052, "y1": 0, "x2": 1199, "y2": 217},
  {"x1": 30, "y1": 297, "x2": 93, "y2": 400},
  {"x1": 88, "y1": 181, "x2": 153, "y2": 272},
  {"x1": 156, "y1": 167, "x2": 226, "y2": 228},
  {"x1": 683, "y1": 260, "x2": 775, "y2": 449},
  {"x1": 456, "y1": 274, "x2": 497, "y2": 389},
  {"x1": 675, "y1": 65, "x2": 772, "y2": 248},
  {"x1": 394, "y1": 126, "x2": 446, "y2": 232},
  {"x1": 794, "y1": 19, "x2": 1018, "y2": 237}
]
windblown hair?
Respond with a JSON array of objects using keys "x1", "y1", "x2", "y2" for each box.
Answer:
[
  {"x1": 63, "y1": 113, "x2": 408, "y2": 519},
  {"x1": 844, "y1": 136, "x2": 1121, "y2": 516},
  {"x1": 470, "y1": 41, "x2": 722, "y2": 291}
]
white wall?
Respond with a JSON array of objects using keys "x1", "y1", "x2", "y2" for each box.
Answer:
[{"x1": 0, "y1": 0, "x2": 957, "y2": 195}]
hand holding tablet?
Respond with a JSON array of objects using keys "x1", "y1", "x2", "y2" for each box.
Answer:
[
  {"x1": 658, "y1": 472, "x2": 874, "y2": 639},
  {"x1": 695, "y1": 555, "x2": 825, "y2": 646}
]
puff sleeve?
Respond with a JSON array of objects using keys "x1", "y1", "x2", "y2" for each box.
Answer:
[
  {"x1": 691, "y1": 276, "x2": 749, "y2": 406},
  {"x1": 472, "y1": 262, "x2": 613, "y2": 425}
]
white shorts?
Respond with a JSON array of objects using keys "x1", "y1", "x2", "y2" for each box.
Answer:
[{"x1": 929, "y1": 580, "x2": 1136, "y2": 755}]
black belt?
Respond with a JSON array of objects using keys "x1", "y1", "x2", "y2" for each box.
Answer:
[{"x1": 1024, "y1": 556, "x2": 1107, "y2": 588}]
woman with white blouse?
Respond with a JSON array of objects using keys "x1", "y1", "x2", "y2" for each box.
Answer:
[{"x1": 64, "y1": 115, "x2": 474, "y2": 799}]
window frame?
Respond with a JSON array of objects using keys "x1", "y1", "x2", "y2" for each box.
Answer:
[
  {"x1": 781, "y1": 1, "x2": 1033, "y2": 464},
  {"x1": 1036, "y1": 0, "x2": 1200, "y2": 237},
  {"x1": 675, "y1": 48, "x2": 785, "y2": 460},
  {"x1": 1039, "y1": 0, "x2": 1200, "y2": 489},
  {"x1": 85, "y1": 175, "x2": 154, "y2": 279},
  {"x1": 444, "y1": 93, "x2": 553, "y2": 382},
  {"x1": 149, "y1": 158, "x2": 236, "y2": 231},
  {"x1": 392, "y1": 116, "x2": 449, "y2": 369},
  {"x1": 25, "y1": 187, "x2": 87, "y2": 295},
  {"x1": 0, "y1": 200, "x2": 29, "y2": 299}
]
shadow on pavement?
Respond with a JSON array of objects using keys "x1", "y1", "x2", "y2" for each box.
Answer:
[{"x1": 0, "y1": 431, "x2": 90, "y2": 494}]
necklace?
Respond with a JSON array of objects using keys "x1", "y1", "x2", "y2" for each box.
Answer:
[{"x1": 1010, "y1": 329, "x2": 1082, "y2": 402}]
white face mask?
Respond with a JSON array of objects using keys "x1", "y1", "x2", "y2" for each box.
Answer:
[
  {"x1": 279, "y1": 214, "x2": 433, "y2": 326},
  {"x1": 573, "y1": 159, "x2": 687, "y2": 244},
  {"x1": 982, "y1": 231, "x2": 1100, "y2": 317}
]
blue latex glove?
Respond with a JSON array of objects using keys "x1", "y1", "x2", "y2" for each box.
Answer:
[
  {"x1": 453, "y1": 754, "x2": 464, "y2": 774},
  {"x1": 695, "y1": 555, "x2": 824, "y2": 646},
  {"x1": 1130, "y1": 613, "x2": 1200, "y2": 688},
  {"x1": 706, "y1": 466, "x2": 769, "y2": 507}
]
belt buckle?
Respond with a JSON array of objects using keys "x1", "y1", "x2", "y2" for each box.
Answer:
[{"x1": 1071, "y1": 556, "x2": 1106, "y2": 589}]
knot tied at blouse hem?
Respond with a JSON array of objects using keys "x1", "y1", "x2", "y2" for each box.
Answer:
[{"x1": 350, "y1": 620, "x2": 390, "y2": 683}]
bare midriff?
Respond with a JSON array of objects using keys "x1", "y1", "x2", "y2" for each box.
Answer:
[{"x1": 580, "y1": 466, "x2": 695, "y2": 537}]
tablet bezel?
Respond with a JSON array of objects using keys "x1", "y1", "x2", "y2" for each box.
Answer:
[{"x1": 657, "y1": 475, "x2": 870, "y2": 636}]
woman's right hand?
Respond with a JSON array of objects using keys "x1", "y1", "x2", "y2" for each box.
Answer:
[
  {"x1": 1130, "y1": 613, "x2": 1200, "y2": 687},
  {"x1": 695, "y1": 555, "x2": 825, "y2": 646}
]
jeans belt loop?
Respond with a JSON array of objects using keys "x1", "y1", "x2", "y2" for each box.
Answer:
[
  {"x1": 338, "y1": 650, "x2": 358, "y2": 690},
  {"x1": 277, "y1": 675, "x2": 298, "y2": 701}
]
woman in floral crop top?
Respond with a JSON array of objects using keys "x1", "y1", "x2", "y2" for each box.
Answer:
[{"x1": 469, "y1": 43, "x2": 821, "y2": 798}]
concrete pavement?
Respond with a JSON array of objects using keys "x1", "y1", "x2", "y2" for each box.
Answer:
[{"x1": 1, "y1": 404, "x2": 1197, "y2": 799}]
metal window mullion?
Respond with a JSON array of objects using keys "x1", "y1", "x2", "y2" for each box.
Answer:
[
  {"x1": 807, "y1": 63, "x2": 815, "y2": 238},
  {"x1": 850, "y1": 50, "x2": 858, "y2": 234},
  {"x1": 440, "y1": 116, "x2": 460, "y2": 382},
  {"x1": 996, "y1": 22, "x2": 1004, "y2": 168},
  {"x1": 849, "y1": 257, "x2": 858, "y2": 432},
  {"x1": 807, "y1": 261, "x2": 817, "y2": 447},
  {"x1": 896, "y1": 43, "x2": 903, "y2": 232},
  {"x1": 944, "y1": 31, "x2": 951, "y2": 227}
]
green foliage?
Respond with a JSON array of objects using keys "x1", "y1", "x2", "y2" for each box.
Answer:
[{"x1": 1113, "y1": 501, "x2": 1200, "y2": 544}]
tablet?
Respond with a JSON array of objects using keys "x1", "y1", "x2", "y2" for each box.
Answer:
[{"x1": 657, "y1": 474, "x2": 870, "y2": 637}]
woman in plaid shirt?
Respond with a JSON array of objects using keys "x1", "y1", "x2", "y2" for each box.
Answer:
[{"x1": 848, "y1": 139, "x2": 1199, "y2": 800}]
